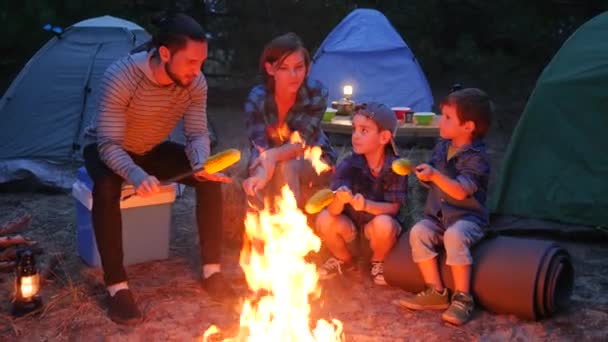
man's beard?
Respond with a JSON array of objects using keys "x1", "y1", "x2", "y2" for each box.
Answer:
[{"x1": 165, "y1": 62, "x2": 190, "y2": 87}]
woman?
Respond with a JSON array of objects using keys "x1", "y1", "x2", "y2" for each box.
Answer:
[{"x1": 242, "y1": 32, "x2": 336, "y2": 208}]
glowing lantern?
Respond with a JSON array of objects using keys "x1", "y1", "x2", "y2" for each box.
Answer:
[
  {"x1": 11, "y1": 247, "x2": 43, "y2": 316},
  {"x1": 343, "y1": 85, "x2": 353, "y2": 100}
]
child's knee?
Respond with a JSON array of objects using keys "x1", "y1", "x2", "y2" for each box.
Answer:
[
  {"x1": 409, "y1": 221, "x2": 437, "y2": 246},
  {"x1": 444, "y1": 227, "x2": 468, "y2": 249},
  {"x1": 315, "y1": 210, "x2": 354, "y2": 240},
  {"x1": 315, "y1": 209, "x2": 334, "y2": 236},
  {"x1": 366, "y1": 215, "x2": 399, "y2": 241}
]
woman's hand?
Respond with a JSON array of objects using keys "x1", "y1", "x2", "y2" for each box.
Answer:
[
  {"x1": 248, "y1": 150, "x2": 277, "y2": 182},
  {"x1": 242, "y1": 175, "x2": 269, "y2": 197}
]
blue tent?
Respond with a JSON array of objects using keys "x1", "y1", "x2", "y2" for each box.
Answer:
[{"x1": 309, "y1": 9, "x2": 433, "y2": 111}]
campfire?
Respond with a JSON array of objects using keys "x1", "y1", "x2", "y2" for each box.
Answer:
[{"x1": 204, "y1": 139, "x2": 344, "y2": 341}]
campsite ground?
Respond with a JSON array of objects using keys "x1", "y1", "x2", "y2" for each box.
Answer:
[{"x1": 1, "y1": 72, "x2": 607, "y2": 341}]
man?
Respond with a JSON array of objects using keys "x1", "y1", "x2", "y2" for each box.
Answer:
[{"x1": 83, "y1": 13, "x2": 235, "y2": 325}]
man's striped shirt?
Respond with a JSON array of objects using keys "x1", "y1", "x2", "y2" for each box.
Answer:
[{"x1": 86, "y1": 51, "x2": 210, "y2": 187}]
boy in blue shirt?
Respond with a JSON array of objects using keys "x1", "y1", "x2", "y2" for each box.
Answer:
[
  {"x1": 315, "y1": 102, "x2": 407, "y2": 285},
  {"x1": 395, "y1": 88, "x2": 492, "y2": 326}
]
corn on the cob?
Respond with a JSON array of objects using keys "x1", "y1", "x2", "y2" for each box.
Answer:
[
  {"x1": 203, "y1": 148, "x2": 241, "y2": 174},
  {"x1": 391, "y1": 158, "x2": 413, "y2": 176},
  {"x1": 304, "y1": 188, "x2": 336, "y2": 214}
]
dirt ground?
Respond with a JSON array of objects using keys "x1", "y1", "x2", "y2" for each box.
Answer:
[{"x1": 1, "y1": 80, "x2": 607, "y2": 341}]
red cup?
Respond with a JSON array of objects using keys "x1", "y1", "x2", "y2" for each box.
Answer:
[{"x1": 391, "y1": 107, "x2": 411, "y2": 124}]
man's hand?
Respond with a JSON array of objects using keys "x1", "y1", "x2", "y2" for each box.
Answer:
[
  {"x1": 194, "y1": 170, "x2": 232, "y2": 183},
  {"x1": 136, "y1": 175, "x2": 161, "y2": 197},
  {"x1": 335, "y1": 186, "x2": 353, "y2": 204},
  {"x1": 415, "y1": 163, "x2": 435, "y2": 182},
  {"x1": 351, "y1": 193, "x2": 367, "y2": 211}
]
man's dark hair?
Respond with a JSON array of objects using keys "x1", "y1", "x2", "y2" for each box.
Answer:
[
  {"x1": 151, "y1": 13, "x2": 206, "y2": 52},
  {"x1": 440, "y1": 88, "x2": 493, "y2": 140},
  {"x1": 131, "y1": 13, "x2": 206, "y2": 54}
]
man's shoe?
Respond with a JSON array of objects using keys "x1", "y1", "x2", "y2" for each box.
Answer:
[
  {"x1": 370, "y1": 261, "x2": 387, "y2": 285},
  {"x1": 202, "y1": 272, "x2": 238, "y2": 304},
  {"x1": 442, "y1": 291, "x2": 475, "y2": 326},
  {"x1": 107, "y1": 289, "x2": 143, "y2": 326},
  {"x1": 393, "y1": 286, "x2": 450, "y2": 310},
  {"x1": 318, "y1": 257, "x2": 355, "y2": 280}
]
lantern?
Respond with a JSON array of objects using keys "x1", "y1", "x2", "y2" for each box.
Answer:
[
  {"x1": 343, "y1": 85, "x2": 353, "y2": 100},
  {"x1": 11, "y1": 247, "x2": 43, "y2": 316}
]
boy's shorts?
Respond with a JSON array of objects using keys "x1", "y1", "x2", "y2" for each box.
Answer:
[
  {"x1": 341, "y1": 206, "x2": 402, "y2": 243},
  {"x1": 410, "y1": 218, "x2": 484, "y2": 266}
]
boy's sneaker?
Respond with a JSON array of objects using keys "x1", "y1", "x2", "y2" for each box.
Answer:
[
  {"x1": 318, "y1": 257, "x2": 355, "y2": 280},
  {"x1": 370, "y1": 261, "x2": 387, "y2": 285},
  {"x1": 393, "y1": 286, "x2": 450, "y2": 310},
  {"x1": 107, "y1": 289, "x2": 143, "y2": 326},
  {"x1": 442, "y1": 291, "x2": 475, "y2": 326}
]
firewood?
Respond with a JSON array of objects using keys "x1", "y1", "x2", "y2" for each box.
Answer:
[
  {"x1": 0, "y1": 235, "x2": 37, "y2": 248},
  {"x1": 0, "y1": 213, "x2": 31, "y2": 236},
  {"x1": 0, "y1": 244, "x2": 43, "y2": 261},
  {"x1": 0, "y1": 261, "x2": 16, "y2": 273}
]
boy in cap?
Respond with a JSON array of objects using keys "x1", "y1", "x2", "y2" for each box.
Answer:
[{"x1": 315, "y1": 102, "x2": 407, "y2": 285}]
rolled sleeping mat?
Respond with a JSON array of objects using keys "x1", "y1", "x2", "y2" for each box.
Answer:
[{"x1": 384, "y1": 233, "x2": 574, "y2": 320}]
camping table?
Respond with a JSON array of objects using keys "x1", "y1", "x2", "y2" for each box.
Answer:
[{"x1": 321, "y1": 115, "x2": 440, "y2": 138}]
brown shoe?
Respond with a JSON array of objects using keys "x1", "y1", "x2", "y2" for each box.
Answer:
[
  {"x1": 393, "y1": 286, "x2": 450, "y2": 311},
  {"x1": 442, "y1": 291, "x2": 475, "y2": 326},
  {"x1": 107, "y1": 289, "x2": 143, "y2": 326}
]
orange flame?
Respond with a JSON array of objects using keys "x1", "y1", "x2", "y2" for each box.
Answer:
[
  {"x1": 203, "y1": 186, "x2": 343, "y2": 341},
  {"x1": 289, "y1": 131, "x2": 330, "y2": 175}
]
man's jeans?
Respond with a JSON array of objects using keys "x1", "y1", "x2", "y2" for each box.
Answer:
[{"x1": 83, "y1": 142, "x2": 223, "y2": 285}]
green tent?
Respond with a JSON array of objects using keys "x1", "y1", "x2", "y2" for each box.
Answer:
[{"x1": 490, "y1": 12, "x2": 608, "y2": 227}]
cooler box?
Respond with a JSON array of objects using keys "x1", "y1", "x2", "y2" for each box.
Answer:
[{"x1": 72, "y1": 167, "x2": 176, "y2": 267}]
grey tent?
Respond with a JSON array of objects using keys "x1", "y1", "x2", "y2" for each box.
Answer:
[{"x1": 0, "y1": 16, "x2": 150, "y2": 188}]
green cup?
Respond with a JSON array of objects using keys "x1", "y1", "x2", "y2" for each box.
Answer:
[
  {"x1": 323, "y1": 108, "x2": 337, "y2": 122},
  {"x1": 413, "y1": 112, "x2": 436, "y2": 126}
]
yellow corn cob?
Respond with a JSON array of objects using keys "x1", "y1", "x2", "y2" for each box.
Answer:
[
  {"x1": 392, "y1": 158, "x2": 413, "y2": 176},
  {"x1": 304, "y1": 188, "x2": 336, "y2": 214},
  {"x1": 203, "y1": 149, "x2": 241, "y2": 174}
]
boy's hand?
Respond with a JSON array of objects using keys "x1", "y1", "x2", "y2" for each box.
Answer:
[
  {"x1": 415, "y1": 163, "x2": 435, "y2": 182},
  {"x1": 335, "y1": 186, "x2": 353, "y2": 204},
  {"x1": 351, "y1": 193, "x2": 366, "y2": 211}
]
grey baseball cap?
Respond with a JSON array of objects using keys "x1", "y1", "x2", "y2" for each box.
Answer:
[{"x1": 354, "y1": 102, "x2": 398, "y2": 156}]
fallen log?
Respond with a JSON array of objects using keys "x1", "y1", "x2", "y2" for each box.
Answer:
[
  {"x1": 0, "y1": 235, "x2": 37, "y2": 248},
  {"x1": 0, "y1": 213, "x2": 31, "y2": 236},
  {"x1": 0, "y1": 261, "x2": 16, "y2": 273},
  {"x1": 0, "y1": 244, "x2": 43, "y2": 262}
]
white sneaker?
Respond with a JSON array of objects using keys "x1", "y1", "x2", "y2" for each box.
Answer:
[{"x1": 371, "y1": 261, "x2": 387, "y2": 285}]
